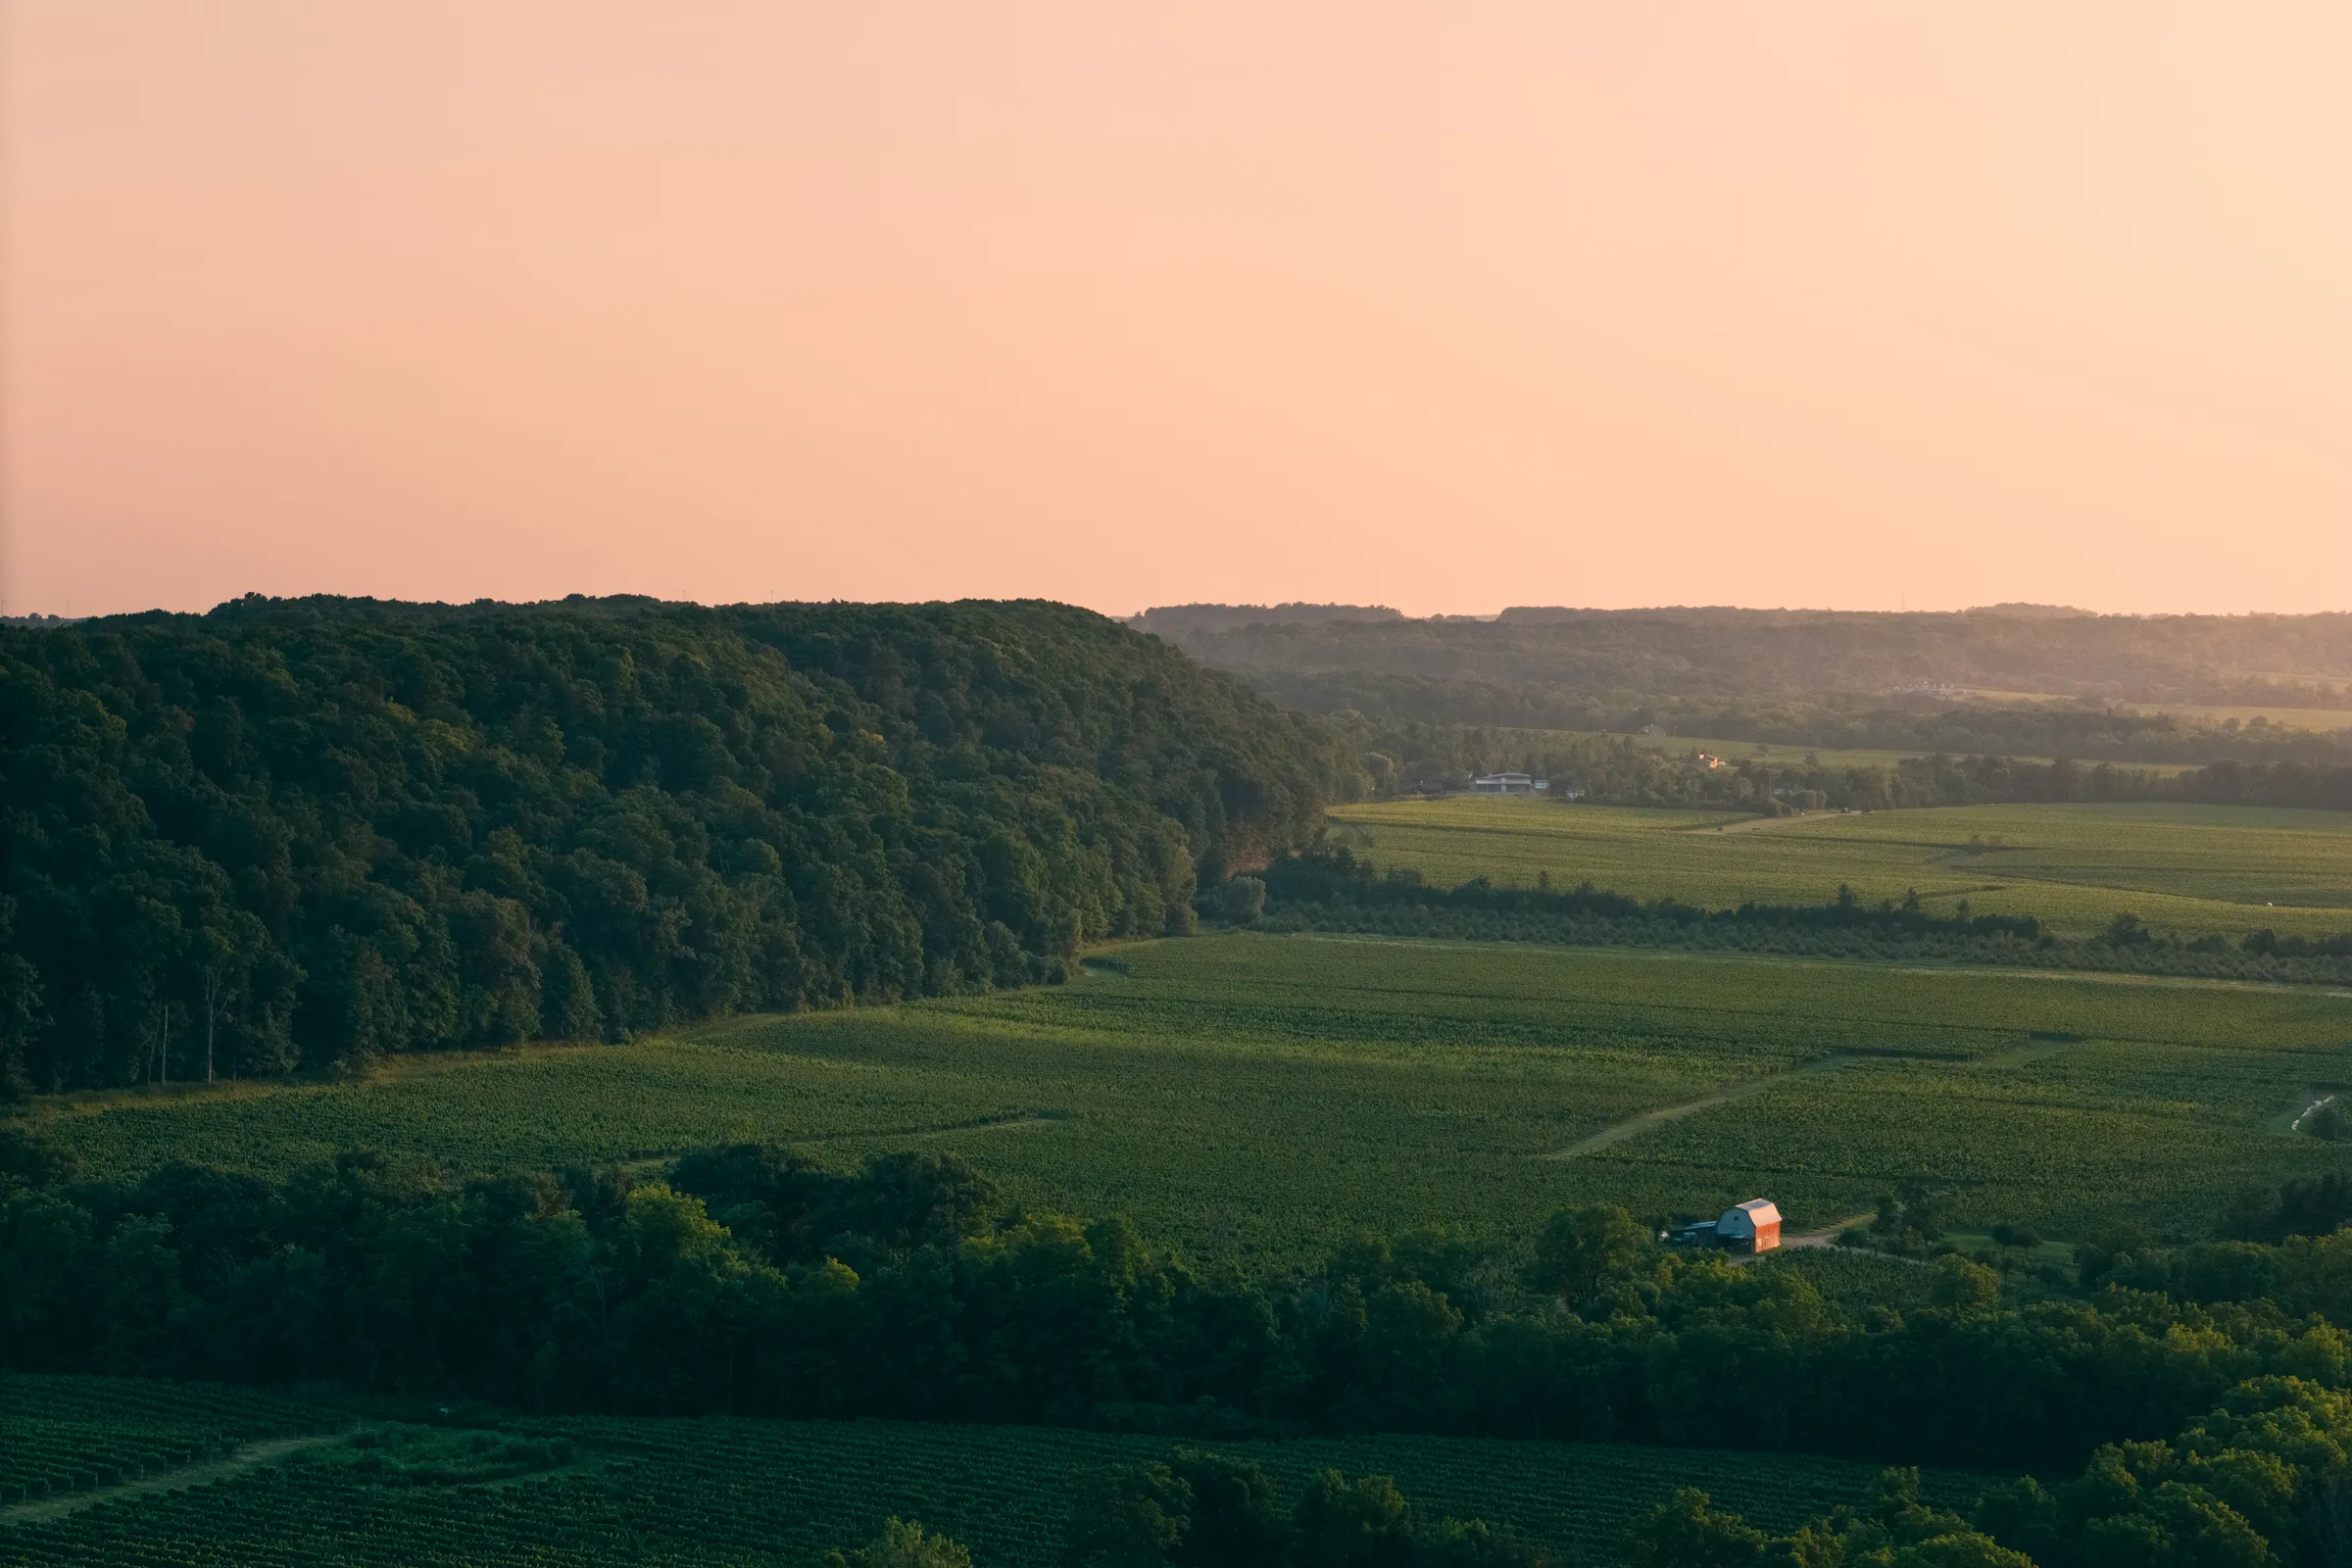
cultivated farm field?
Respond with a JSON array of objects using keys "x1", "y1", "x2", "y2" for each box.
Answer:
[
  {"x1": 1327, "y1": 797, "x2": 2352, "y2": 937},
  {"x1": 0, "y1": 1376, "x2": 335, "y2": 1507},
  {"x1": 21, "y1": 935, "x2": 2352, "y2": 1254},
  {"x1": 0, "y1": 1376, "x2": 1984, "y2": 1568}
]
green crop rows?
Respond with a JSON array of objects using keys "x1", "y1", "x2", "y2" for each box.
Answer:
[
  {"x1": 0, "y1": 1428, "x2": 220, "y2": 1509},
  {"x1": 0, "y1": 1385, "x2": 1984, "y2": 1567},
  {"x1": 0, "y1": 1377, "x2": 335, "y2": 1505},
  {"x1": 1328, "y1": 798, "x2": 2352, "y2": 938},
  {"x1": 1578, "y1": 1031, "x2": 2352, "y2": 1236},
  {"x1": 19, "y1": 934, "x2": 2352, "y2": 1254}
]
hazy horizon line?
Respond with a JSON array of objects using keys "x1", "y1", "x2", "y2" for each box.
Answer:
[{"x1": 5, "y1": 592, "x2": 2348, "y2": 624}]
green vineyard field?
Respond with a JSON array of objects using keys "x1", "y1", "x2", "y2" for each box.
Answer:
[
  {"x1": 1327, "y1": 798, "x2": 2352, "y2": 938},
  {"x1": 0, "y1": 1376, "x2": 337, "y2": 1505},
  {"x1": 0, "y1": 1382, "x2": 1990, "y2": 1567},
  {"x1": 18, "y1": 935, "x2": 2352, "y2": 1255}
]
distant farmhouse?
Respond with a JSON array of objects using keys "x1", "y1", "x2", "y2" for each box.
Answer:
[{"x1": 1468, "y1": 772, "x2": 1546, "y2": 796}]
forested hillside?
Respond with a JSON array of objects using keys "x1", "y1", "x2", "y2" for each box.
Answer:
[{"x1": 0, "y1": 597, "x2": 1352, "y2": 1095}]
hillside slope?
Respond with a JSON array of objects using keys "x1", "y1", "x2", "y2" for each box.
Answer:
[{"x1": 0, "y1": 597, "x2": 1351, "y2": 1093}]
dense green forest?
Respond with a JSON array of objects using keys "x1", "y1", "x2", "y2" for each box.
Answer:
[
  {"x1": 0, "y1": 598, "x2": 1354, "y2": 1096},
  {"x1": 1149, "y1": 607, "x2": 2352, "y2": 710}
]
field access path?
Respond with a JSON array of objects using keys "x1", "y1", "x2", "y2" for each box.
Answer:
[
  {"x1": 0, "y1": 1438, "x2": 335, "y2": 1526},
  {"x1": 1543, "y1": 1030, "x2": 2092, "y2": 1165},
  {"x1": 1542, "y1": 1052, "x2": 1869, "y2": 1159}
]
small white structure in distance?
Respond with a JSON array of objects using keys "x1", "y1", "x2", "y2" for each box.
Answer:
[
  {"x1": 1468, "y1": 772, "x2": 1547, "y2": 795},
  {"x1": 1716, "y1": 1200, "x2": 1783, "y2": 1253}
]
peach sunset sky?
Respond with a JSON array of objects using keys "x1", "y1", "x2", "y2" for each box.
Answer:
[{"x1": 3, "y1": 3, "x2": 2346, "y2": 619}]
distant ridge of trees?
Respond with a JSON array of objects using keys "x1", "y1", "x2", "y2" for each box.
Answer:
[
  {"x1": 1129, "y1": 604, "x2": 1405, "y2": 636},
  {"x1": 0, "y1": 596, "x2": 1354, "y2": 1095},
  {"x1": 1494, "y1": 601, "x2": 2096, "y2": 623},
  {"x1": 1145, "y1": 607, "x2": 2352, "y2": 709},
  {"x1": 1959, "y1": 602, "x2": 2100, "y2": 619}
]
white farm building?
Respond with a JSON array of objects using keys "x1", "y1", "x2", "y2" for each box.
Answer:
[{"x1": 1468, "y1": 772, "x2": 1546, "y2": 795}]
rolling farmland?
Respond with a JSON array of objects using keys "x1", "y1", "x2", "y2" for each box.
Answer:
[
  {"x1": 0, "y1": 1380, "x2": 1985, "y2": 1567},
  {"x1": 20, "y1": 935, "x2": 2352, "y2": 1254},
  {"x1": 1327, "y1": 797, "x2": 2352, "y2": 937}
]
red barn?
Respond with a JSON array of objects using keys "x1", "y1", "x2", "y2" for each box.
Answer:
[{"x1": 1717, "y1": 1200, "x2": 1783, "y2": 1253}]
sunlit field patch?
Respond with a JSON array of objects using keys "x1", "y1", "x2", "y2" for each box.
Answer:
[{"x1": 1328, "y1": 797, "x2": 2352, "y2": 937}]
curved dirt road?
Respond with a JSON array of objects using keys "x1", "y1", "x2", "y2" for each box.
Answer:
[{"x1": 1544, "y1": 1053, "x2": 1865, "y2": 1160}]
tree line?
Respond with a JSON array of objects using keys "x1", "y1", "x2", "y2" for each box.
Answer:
[
  {"x1": 1608, "y1": 701, "x2": 2348, "y2": 768},
  {"x1": 12, "y1": 1127, "x2": 2352, "y2": 1480},
  {"x1": 1280, "y1": 685, "x2": 2352, "y2": 768},
  {"x1": 872, "y1": 1435, "x2": 2352, "y2": 1568},
  {"x1": 1250, "y1": 849, "x2": 2352, "y2": 987},
  {"x1": 821, "y1": 1458, "x2": 1548, "y2": 1568},
  {"x1": 1343, "y1": 721, "x2": 2352, "y2": 816},
  {"x1": 0, "y1": 597, "x2": 1355, "y2": 1097},
  {"x1": 1064, "y1": 1453, "x2": 1544, "y2": 1568}
]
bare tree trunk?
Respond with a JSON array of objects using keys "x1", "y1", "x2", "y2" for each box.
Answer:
[
  {"x1": 203, "y1": 966, "x2": 220, "y2": 1083},
  {"x1": 2314, "y1": 1478, "x2": 2352, "y2": 1568}
]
